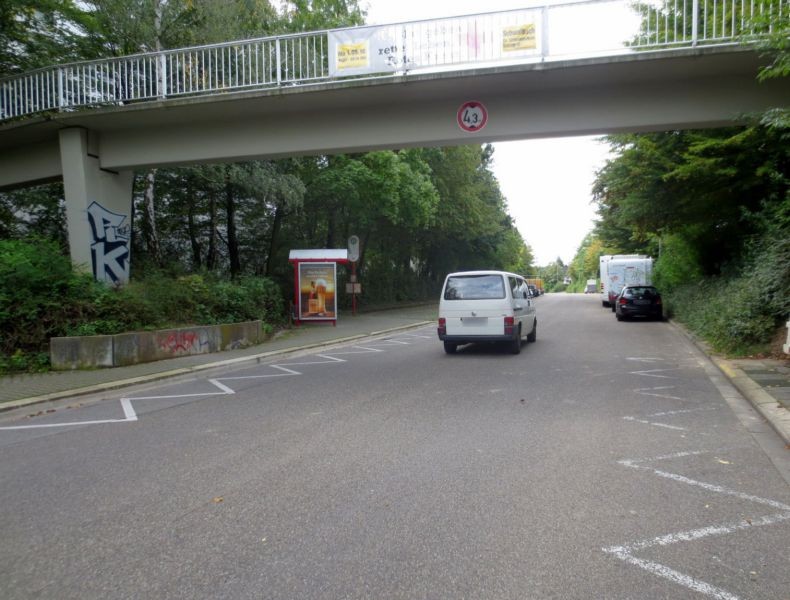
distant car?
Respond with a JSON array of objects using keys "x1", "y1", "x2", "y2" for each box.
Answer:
[{"x1": 615, "y1": 285, "x2": 663, "y2": 321}]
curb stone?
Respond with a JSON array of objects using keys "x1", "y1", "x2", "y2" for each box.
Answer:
[
  {"x1": 668, "y1": 319, "x2": 790, "y2": 446},
  {"x1": 0, "y1": 321, "x2": 434, "y2": 414}
]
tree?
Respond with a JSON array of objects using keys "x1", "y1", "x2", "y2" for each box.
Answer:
[
  {"x1": 0, "y1": 0, "x2": 97, "y2": 75},
  {"x1": 280, "y1": 0, "x2": 365, "y2": 31},
  {"x1": 593, "y1": 126, "x2": 788, "y2": 276}
]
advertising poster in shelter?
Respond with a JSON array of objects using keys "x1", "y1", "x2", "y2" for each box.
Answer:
[{"x1": 298, "y1": 262, "x2": 337, "y2": 320}]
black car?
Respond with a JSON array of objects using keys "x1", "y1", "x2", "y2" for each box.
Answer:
[{"x1": 615, "y1": 285, "x2": 663, "y2": 321}]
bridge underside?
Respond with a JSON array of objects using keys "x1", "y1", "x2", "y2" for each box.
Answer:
[
  {"x1": 1, "y1": 46, "x2": 787, "y2": 190},
  {"x1": 0, "y1": 46, "x2": 787, "y2": 284}
]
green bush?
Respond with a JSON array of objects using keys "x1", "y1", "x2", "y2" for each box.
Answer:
[
  {"x1": 0, "y1": 240, "x2": 287, "y2": 374},
  {"x1": 0, "y1": 238, "x2": 98, "y2": 354},
  {"x1": 666, "y1": 233, "x2": 788, "y2": 355},
  {"x1": 654, "y1": 233, "x2": 703, "y2": 291}
]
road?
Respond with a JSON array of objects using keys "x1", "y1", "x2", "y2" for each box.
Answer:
[{"x1": 1, "y1": 294, "x2": 788, "y2": 599}]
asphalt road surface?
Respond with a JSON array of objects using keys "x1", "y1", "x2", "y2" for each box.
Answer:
[{"x1": 1, "y1": 294, "x2": 789, "y2": 599}]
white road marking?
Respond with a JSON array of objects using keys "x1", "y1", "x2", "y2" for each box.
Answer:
[
  {"x1": 0, "y1": 334, "x2": 422, "y2": 431},
  {"x1": 646, "y1": 469, "x2": 790, "y2": 511},
  {"x1": 633, "y1": 386, "x2": 684, "y2": 400},
  {"x1": 609, "y1": 512, "x2": 790, "y2": 554},
  {"x1": 608, "y1": 449, "x2": 790, "y2": 598},
  {"x1": 120, "y1": 398, "x2": 138, "y2": 421},
  {"x1": 630, "y1": 368, "x2": 678, "y2": 379},
  {"x1": 622, "y1": 416, "x2": 687, "y2": 430},
  {"x1": 644, "y1": 406, "x2": 719, "y2": 417},
  {"x1": 208, "y1": 379, "x2": 236, "y2": 395},
  {"x1": 603, "y1": 548, "x2": 741, "y2": 600},
  {"x1": 622, "y1": 406, "x2": 719, "y2": 431},
  {"x1": 0, "y1": 417, "x2": 132, "y2": 430}
]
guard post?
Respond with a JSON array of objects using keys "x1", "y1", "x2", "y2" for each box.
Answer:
[{"x1": 289, "y1": 249, "x2": 349, "y2": 327}]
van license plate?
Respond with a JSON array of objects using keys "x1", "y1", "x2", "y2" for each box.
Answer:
[{"x1": 461, "y1": 317, "x2": 487, "y2": 325}]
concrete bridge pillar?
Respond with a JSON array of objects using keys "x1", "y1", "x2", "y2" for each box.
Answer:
[{"x1": 59, "y1": 128, "x2": 134, "y2": 284}]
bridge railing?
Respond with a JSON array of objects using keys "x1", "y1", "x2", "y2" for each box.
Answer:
[{"x1": 1, "y1": 0, "x2": 784, "y2": 123}]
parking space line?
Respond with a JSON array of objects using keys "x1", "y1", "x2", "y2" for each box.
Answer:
[
  {"x1": 633, "y1": 386, "x2": 684, "y2": 400},
  {"x1": 603, "y1": 548, "x2": 741, "y2": 600},
  {"x1": 0, "y1": 417, "x2": 132, "y2": 430},
  {"x1": 644, "y1": 407, "x2": 719, "y2": 418},
  {"x1": 622, "y1": 416, "x2": 687, "y2": 430},
  {"x1": 622, "y1": 406, "x2": 720, "y2": 431},
  {"x1": 0, "y1": 333, "x2": 425, "y2": 432},
  {"x1": 606, "y1": 448, "x2": 790, "y2": 598},
  {"x1": 630, "y1": 368, "x2": 679, "y2": 379}
]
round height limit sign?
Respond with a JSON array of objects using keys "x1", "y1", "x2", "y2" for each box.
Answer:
[{"x1": 457, "y1": 101, "x2": 488, "y2": 132}]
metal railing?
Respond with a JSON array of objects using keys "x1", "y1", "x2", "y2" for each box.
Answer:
[
  {"x1": 1, "y1": 0, "x2": 785, "y2": 122},
  {"x1": 632, "y1": 0, "x2": 786, "y2": 46}
]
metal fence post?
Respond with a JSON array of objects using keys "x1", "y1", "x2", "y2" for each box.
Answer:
[
  {"x1": 276, "y1": 39, "x2": 282, "y2": 85},
  {"x1": 58, "y1": 67, "x2": 64, "y2": 110},
  {"x1": 691, "y1": 0, "x2": 699, "y2": 46},
  {"x1": 159, "y1": 53, "x2": 168, "y2": 98},
  {"x1": 541, "y1": 5, "x2": 550, "y2": 58}
]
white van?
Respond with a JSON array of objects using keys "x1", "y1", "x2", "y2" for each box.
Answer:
[
  {"x1": 437, "y1": 270, "x2": 537, "y2": 354},
  {"x1": 600, "y1": 254, "x2": 649, "y2": 307},
  {"x1": 606, "y1": 256, "x2": 653, "y2": 311}
]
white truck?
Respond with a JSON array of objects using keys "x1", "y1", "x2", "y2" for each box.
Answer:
[{"x1": 600, "y1": 255, "x2": 653, "y2": 308}]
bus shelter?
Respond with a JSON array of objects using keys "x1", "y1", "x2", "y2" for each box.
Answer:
[{"x1": 288, "y1": 249, "x2": 349, "y2": 326}]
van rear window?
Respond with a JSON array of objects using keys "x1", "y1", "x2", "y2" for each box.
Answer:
[{"x1": 444, "y1": 275, "x2": 505, "y2": 300}]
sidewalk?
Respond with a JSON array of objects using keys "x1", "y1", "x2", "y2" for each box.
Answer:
[
  {"x1": 713, "y1": 357, "x2": 790, "y2": 445},
  {"x1": 671, "y1": 322, "x2": 790, "y2": 445},
  {"x1": 0, "y1": 304, "x2": 438, "y2": 412}
]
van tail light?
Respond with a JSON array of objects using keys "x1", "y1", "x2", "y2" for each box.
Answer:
[
  {"x1": 437, "y1": 317, "x2": 446, "y2": 337},
  {"x1": 504, "y1": 316, "x2": 515, "y2": 336}
]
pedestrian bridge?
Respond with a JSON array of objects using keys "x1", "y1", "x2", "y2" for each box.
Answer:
[{"x1": 0, "y1": 0, "x2": 786, "y2": 283}]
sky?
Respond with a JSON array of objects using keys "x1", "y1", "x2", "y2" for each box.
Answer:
[{"x1": 361, "y1": 0, "x2": 634, "y2": 265}]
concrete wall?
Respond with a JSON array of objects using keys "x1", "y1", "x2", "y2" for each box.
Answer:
[{"x1": 51, "y1": 321, "x2": 264, "y2": 370}]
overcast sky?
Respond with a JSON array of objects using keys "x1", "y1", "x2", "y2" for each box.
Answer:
[{"x1": 361, "y1": 0, "x2": 634, "y2": 265}]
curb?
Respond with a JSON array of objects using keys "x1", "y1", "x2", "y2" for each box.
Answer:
[
  {"x1": 668, "y1": 319, "x2": 790, "y2": 446},
  {"x1": 0, "y1": 321, "x2": 434, "y2": 414},
  {"x1": 711, "y1": 357, "x2": 790, "y2": 446}
]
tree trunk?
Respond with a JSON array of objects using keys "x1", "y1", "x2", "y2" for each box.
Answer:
[
  {"x1": 186, "y1": 181, "x2": 201, "y2": 269},
  {"x1": 225, "y1": 167, "x2": 241, "y2": 278},
  {"x1": 325, "y1": 205, "x2": 336, "y2": 249},
  {"x1": 264, "y1": 203, "x2": 283, "y2": 277},
  {"x1": 206, "y1": 193, "x2": 218, "y2": 270},
  {"x1": 141, "y1": 168, "x2": 162, "y2": 266}
]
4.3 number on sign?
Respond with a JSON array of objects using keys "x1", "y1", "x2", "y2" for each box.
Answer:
[{"x1": 457, "y1": 101, "x2": 488, "y2": 132}]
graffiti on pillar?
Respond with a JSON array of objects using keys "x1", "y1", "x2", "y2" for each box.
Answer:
[{"x1": 87, "y1": 201, "x2": 131, "y2": 284}]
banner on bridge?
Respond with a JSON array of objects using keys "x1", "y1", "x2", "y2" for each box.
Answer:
[
  {"x1": 329, "y1": 26, "x2": 407, "y2": 76},
  {"x1": 328, "y1": 11, "x2": 541, "y2": 77}
]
